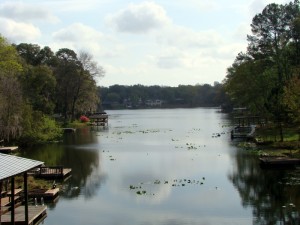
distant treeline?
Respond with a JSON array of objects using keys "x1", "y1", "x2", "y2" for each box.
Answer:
[{"x1": 99, "y1": 83, "x2": 230, "y2": 109}]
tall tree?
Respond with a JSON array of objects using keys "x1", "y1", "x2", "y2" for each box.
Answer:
[
  {"x1": 54, "y1": 49, "x2": 102, "y2": 121},
  {"x1": 15, "y1": 43, "x2": 41, "y2": 66},
  {"x1": 21, "y1": 65, "x2": 56, "y2": 114},
  {"x1": 79, "y1": 51, "x2": 105, "y2": 78},
  {"x1": 54, "y1": 48, "x2": 80, "y2": 121},
  {"x1": 0, "y1": 36, "x2": 24, "y2": 142},
  {"x1": 225, "y1": 1, "x2": 300, "y2": 141}
]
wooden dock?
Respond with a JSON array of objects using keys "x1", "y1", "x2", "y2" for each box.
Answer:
[
  {"x1": 259, "y1": 157, "x2": 300, "y2": 168},
  {"x1": 62, "y1": 128, "x2": 76, "y2": 133},
  {"x1": 0, "y1": 146, "x2": 18, "y2": 153},
  {"x1": 89, "y1": 112, "x2": 108, "y2": 127},
  {"x1": 231, "y1": 125, "x2": 256, "y2": 139},
  {"x1": 30, "y1": 166, "x2": 72, "y2": 180},
  {"x1": 28, "y1": 188, "x2": 59, "y2": 201},
  {"x1": 0, "y1": 205, "x2": 47, "y2": 225},
  {"x1": 1, "y1": 196, "x2": 21, "y2": 207}
]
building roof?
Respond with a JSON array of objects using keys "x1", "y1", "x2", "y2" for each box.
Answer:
[{"x1": 0, "y1": 153, "x2": 44, "y2": 181}]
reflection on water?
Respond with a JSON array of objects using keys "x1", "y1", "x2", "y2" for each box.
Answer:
[{"x1": 20, "y1": 108, "x2": 300, "y2": 225}]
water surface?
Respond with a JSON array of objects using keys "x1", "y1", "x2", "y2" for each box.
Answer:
[{"x1": 20, "y1": 108, "x2": 300, "y2": 225}]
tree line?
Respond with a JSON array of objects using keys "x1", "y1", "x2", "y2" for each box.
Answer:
[
  {"x1": 0, "y1": 37, "x2": 104, "y2": 145},
  {"x1": 1, "y1": 0, "x2": 299, "y2": 145},
  {"x1": 223, "y1": 0, "x2": 300, "y2": 141},
  {"x1": 99, "y1": 83, "x2": 228, "y2": 109}
]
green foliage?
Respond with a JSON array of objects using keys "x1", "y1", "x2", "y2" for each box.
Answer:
[
  {"x1": 21, "y1": 65, "x2": 56, "y2": 114},
  {"x1": 283, "y1": 76, "x2": 300, "y2": 123},
  {"x1": 0, "y1": 36, "x2": 23, "y2": 76},
  {"x1": 224, "y1": 1, "x2": 300, "y2": 141},
  {"x1": 100, "y1": 83, "x2": 226, "y2": 109},
  {"x1": 19, "y1": 106, "x2": 62, "y2": 146}
]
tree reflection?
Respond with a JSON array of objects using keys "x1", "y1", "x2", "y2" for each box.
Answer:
[
  {"x1": 60, "y1": 147, "x2": 107, "y2": 200},
  {"x1": 228, "y1": 149, "x2": 300, "y2": 225},
  {"x1": 20, "y1": 127, "x2": 107, "y2": 202}
]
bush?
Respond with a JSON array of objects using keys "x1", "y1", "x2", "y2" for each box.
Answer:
[
  {"x1": 19, "y1": 107, "x2": 62, "y2": 146},
  {"x1": 80, "y1": 115, "x2": 90, "y2": 123}
]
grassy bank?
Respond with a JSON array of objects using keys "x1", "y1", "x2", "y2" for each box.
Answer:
[{"x1": 253, "y1": 125, "x2": 300, "y2": 158}]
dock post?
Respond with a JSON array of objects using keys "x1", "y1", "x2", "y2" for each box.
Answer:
[
  {"x1": 0, "y1": 180, "x2": 2, "y2": 225},
  {"x1": 11, "y1": 177, "x2": 15, "y2": 225},
  {"x1": 24, "y1": 172, "x2": 29, "y2": 224}
]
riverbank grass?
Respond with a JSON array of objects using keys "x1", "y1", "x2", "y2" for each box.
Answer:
[{"x1": 254, "y1": 125, "x2": 300, "y2": 157}]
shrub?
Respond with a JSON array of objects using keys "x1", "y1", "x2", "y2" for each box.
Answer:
[{"x1": 80, "y1": 115, "x2": 90, "y2": 123}]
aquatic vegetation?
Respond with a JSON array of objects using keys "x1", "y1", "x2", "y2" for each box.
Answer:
[
  {"x1": 136, "y1": 190, "x2": 147, "y2": 195},
  {"x1": 129, "y1": 177, "x2": 207, "y2": 196}
]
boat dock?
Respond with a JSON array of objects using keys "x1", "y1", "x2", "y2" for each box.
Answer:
[
  {"x1": 89, "y1": 112, "x2": 108, "y2": 127},
  {"x1": 259, "y1": 157, "x2": 300, "y2": 168},
  {"x1": 28, "y1": 188, "x2": 60, "y2": 201},
  {"x1": 0, "y1": 205, "x2": 47, "y2": 225},
  {"x1": 62, "y1": 128, "x2": 76, "y2": 133},
  {"x1": 0, "y1": 146, "x2": 19, "y2": 153},
  {"x1": 231, "y1": 125, "x2": 256, "y2": 139},
  {"x1": 30, "y1": 166, "x2": 72, "y2": 180}
]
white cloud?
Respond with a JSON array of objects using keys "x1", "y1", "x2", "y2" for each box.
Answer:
[
  {"x1": 53, "y1": 23, "x2": 104, "y2": 42},
  {"x1": 0, "y1": 18, "x2": 41, "y2": 42},
  {"x1": 52, "y1": 23, "x2": 126, "y2": 64},
  {"x1": 249, "y1": 0, "x2": 292, "y2": 16},
  {"x1": 38, "y1": 0, "x2": 110, "y2": 13},
  {"x1": 106, "y1": 2, "x2": 171, "y2": 34},
  {"x1": 186, "y1": 0, "x2": 220, "y2": 11},
  {"x1": 233, "y1": 23, "x2": 251, "y2": 41},
  {"x1": 156, "y1": 26, "x2": 223, "y2": 49},
  {"x1": 0, "y1": 2, "x2": 59, "y2": 23},
  {"x1": 52, "y1": 23, "x2": 107, "y2": 54}
]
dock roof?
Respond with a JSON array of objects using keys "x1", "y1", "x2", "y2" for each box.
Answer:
[{"x1": 0, "y1": 153, "x2": 44, "y2": 181}]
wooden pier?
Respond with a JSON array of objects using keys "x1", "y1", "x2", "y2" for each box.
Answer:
[
  {"x1": 62, "y1": 128, "x2": 76, "y2": 133},
  {"x1": 231, "y1": 125, "x2": 256, "y2": 140},
  {"x1": 259, "y1": 157, "x2": 300, "y2": 168},
  {"x1": 0, "y1": 205, "x2": 47, "y2": 225},
  {"x1": 28, "y1": 188, "x2": 59, "y2": 201},
  {"x1": 0, "y1": 146, "x2": 19, "y2": 153},
  {"x1": 30, "y1": 166, "x2": 71, "y2": 180},
  {"x1": 89, "y1": 112, "x2": 108, "y2": 127}
]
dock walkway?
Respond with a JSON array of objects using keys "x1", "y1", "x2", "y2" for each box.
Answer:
[
  {"x1": 30, "y1": 166, "x2": 71, "y2": 180},
  {"x1": 231, "y1": 125, "x2": 256, "y2": 139},
  {"x1": 89, "y1": 112, "x2": 108, "y2": 127},
  {"x1": 28, "y1": 188, "x2": 59, "y2": 201},
  {"x1": 0, "y1": 205, "x2": 47, "y2": 225},
  {"x1": 259, "y1": 157, "x2": 300, "y2": 168},
  {"x1": 0, "y1": 146, "x2": 18, "y2": 153}
]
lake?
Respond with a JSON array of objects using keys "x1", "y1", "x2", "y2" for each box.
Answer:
[{"x1": 20, "y1": 108, "x2": 299, "y2": 225}]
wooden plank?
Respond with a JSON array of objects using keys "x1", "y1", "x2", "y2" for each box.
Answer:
[
  {"x1": 28, "y1": 188, "x2": 59, "y2": 200},
  {"x1": 260, "y1": 157, "x2": 300, "y2": 168},
  {"x1": 1, "y1": 196, "x2": 20, "y2": 206},
  {"x1": 1, "y1": 205, "x2": 47, "y2": 225},
  {"x1": 62, "y1": 128, "x2": 76, "y2": 133},
  {"x1": 0, "y1": 146, "x2": 18, "y2": 153},
  {"x1": 7, "y1": 188, "x2": 23, "y2": 196}
]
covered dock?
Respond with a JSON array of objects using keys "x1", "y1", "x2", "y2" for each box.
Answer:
[
  {"x1": 0, "y1": 153, "x2": 46, "y2": 225},
  {"x1": 89, "y1": 112, "x2": 108, "y2": 127}
]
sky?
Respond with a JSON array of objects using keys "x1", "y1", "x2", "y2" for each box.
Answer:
[{"x1": 0, "y1": 0, "x2": 292, "y2": 87}]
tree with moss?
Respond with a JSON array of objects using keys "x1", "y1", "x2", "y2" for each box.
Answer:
[
  {"x1": 0, "y1": 36, "x2": 24, "y2": 142},
  {"x1": 224, "y1": 1, "x2": 300, "y2": 141}
]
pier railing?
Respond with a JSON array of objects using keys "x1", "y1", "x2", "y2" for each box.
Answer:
[{"x1": 40, "y1": 166, "x2": 63, "y2": 175}]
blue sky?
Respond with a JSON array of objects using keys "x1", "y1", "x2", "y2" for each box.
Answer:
[{"x1": 0, "y1": 0, "x2": 291, "y2": 87}]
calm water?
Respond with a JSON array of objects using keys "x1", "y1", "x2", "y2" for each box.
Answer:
[{"x1": 20, "y1": 108, "x2": 299, "y2": 225}]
